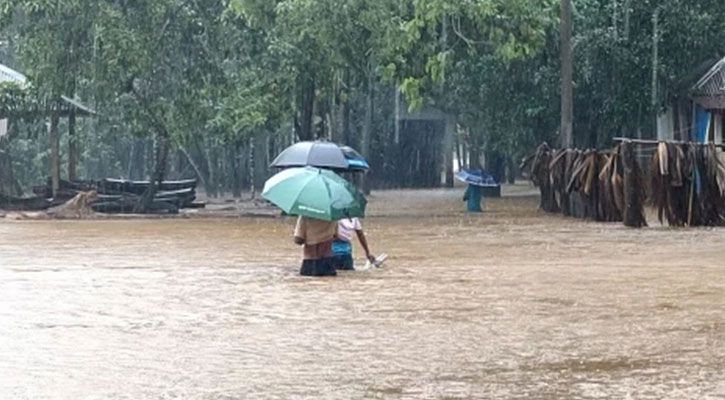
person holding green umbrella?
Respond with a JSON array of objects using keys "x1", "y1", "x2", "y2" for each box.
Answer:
[
  {"x1": 293, "y1": 216, "x2": 338, "y2": 276},
  {"x1": 263, "y1": 167, "x2": 367, "y2": 276}
]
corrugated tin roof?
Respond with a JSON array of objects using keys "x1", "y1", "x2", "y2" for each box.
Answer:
[
  {"x1": 0, "y1": 64, "x2": 96, "y2": 117},
  {"x1": 691, "y1": 56, "x2": 725, "y2": 109},
  {"x1": 0, "y1": 63, "x2": 27, "y2": 85}
]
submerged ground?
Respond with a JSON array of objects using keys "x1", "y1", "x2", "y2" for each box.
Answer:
[{"x1": 1, "y1": 185, "x2": 723, "y2": 399}]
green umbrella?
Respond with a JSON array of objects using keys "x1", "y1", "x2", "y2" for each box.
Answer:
[{"x1": 262, "y1": 166, "x2": 366, "y2": 221}]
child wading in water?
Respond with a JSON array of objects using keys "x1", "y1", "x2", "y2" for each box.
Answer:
[{"x1": 331, "y1": 217, "x2": 374, "y2": 270}]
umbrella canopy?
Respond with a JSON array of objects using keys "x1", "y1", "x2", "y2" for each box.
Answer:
[
  {"x1": 270, "y1": 141, "x2": 369, "y2": 171},
  {"x1": 340, "y1": 145, "x2": 370, "y2": 171},
  {"x1": 262, "y1": 167, "x2": 366, "y2": 221},
  {"x1": 456, "y1": 169, "x2": 499, "y2": 187},
  {"x1": 270, "y1": 141, "x2": 348, "y2": 169}
]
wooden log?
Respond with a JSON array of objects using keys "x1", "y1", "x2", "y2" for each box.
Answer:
[
  {"x1": 0, "y1": 193, "x2": 51, "y2": 211},
  {"x1": 31, "y1": 178, "x2": 197, "y2": 213},
  {"x1": 102, "y1": 178, "x2": 197, "y2": 195},
  {"x1": 92, "y1": 198, "x2": 179, "y2": 214},
  {"x1": 187, "y1": 201, "x2": 206, "y2": 209},
  {"x1": 32, "y1": 184, "x2": 52, "y2": 198}
]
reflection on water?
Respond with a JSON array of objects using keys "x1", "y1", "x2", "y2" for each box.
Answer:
[{"x1": 1, "y1": 189, "x2": 724, "y2": 399}]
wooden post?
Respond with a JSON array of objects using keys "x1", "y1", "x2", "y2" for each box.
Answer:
[
  {"x1": 621, "y1": 141, "x2": 646, "y2": 227},
  {"x1": 50, "y1": 111, "x2": 61, "y2": 198}
]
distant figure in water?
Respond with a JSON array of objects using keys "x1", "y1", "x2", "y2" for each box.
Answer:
[
  {"x1": 463, "y1": 184, "x2": 483, "y2": 212},
  {"x1": 331, "y1": 217, "x2": 375, "y2": 270},
  {"x1": 294, "y1": 216, "x2": 338, "y2": 277}
]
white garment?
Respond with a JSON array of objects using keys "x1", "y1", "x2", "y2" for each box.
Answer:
[
  {"x1": 336, "y1": 218, "x2": 362, "y2": 242},
  {"x1": 0, "y1": 119, "x2": 7, "y2": 138}
]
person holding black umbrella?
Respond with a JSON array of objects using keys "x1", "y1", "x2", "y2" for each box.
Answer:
[{"x1": 262, "y1": 166, "x2": 367, "y2": 277}]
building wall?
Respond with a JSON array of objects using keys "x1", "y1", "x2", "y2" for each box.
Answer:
[{"x1": 657, "y1": 106, "x2": 675, "y2": 141}]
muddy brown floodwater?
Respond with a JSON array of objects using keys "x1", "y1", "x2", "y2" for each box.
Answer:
[{"x1": 1, "y1": 187, "x2": 724, "y2": 399}]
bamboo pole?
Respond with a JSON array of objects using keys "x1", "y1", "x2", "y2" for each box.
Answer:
[{"x1": 612, "y1": 137, "x2": 725, "y2": 148}]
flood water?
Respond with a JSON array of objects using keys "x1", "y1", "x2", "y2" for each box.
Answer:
[{"x1": 1, "y1": 188, "x2": 724, "y2": 399}]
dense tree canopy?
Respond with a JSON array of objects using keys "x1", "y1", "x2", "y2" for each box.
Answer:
[{"x1": 1, "y1": 0, "x2": 725, "y2": 196}]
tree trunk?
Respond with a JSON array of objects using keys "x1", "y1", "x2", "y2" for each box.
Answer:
[
  {"x1": 486, "y1": 150, "x2": 506, "y2": 185},
  {"x1": 394, "y1": 85, "x2": 401, "y2": 145},
  {"x1": 342, "y1": 69, "x2": 352, "y2": 146},
  {"x1": 507, "y1": 155, "x2": 516, "y2": 185},
  {"x1": 362, "y1": 77, "x2": 374, "y2": 195},
  {"x1": 50, "y1": 111, "x2": 61, "y2": 198},
  {"x1": 68, "y1": 110, "x2": 77, "y2": 182},
  {"x1": 0, "y1": 134, "x2": 19, "y2": 196},
  {"x1": 200, "y1": 137, "x2": 216, "y2": 197},
  {"x1": 242, "y1": 136, "x2": 251, "y2": 193},
  {"x1": 560, "y1": 0, "x2": 574, "y2": 148},
  {"x1": 296, "y1": 75, "x2": 315, "y2": 141},
  {"x1": 209, "y1": 146, "x2": 220, "y2": 197},
  {"x1": 126, "y1": 142, "x2": 135, "y2": 179},
  {"x1": 253, "y1": 131, "x2": 268, "y2": 193},
  {"x1": 470, "y1": 134, "x2": 481, "y2": 170},
  {"x1": 443, "y1": 115, "x2": 455, "y2": 187},
  {"x1": 180, "y1": 146, "x2": 206, "y2": 189},
  {"x1": 135, "y1": 129, "x2": 169, "y2": 213},
  {"x1": 455, "y1": 134, "x2": 463, "y2": 172},
  {"x1": 330, "y1": 73, "x2": 340, "y2": 143},
  {"x1": 232, "y1": 141, "x2": 242, "y2": 198},
  {"x1": 651, "y1": 8, "x2": 660, "y2": 108},
  {"x1": 623, "y1": 0, "x2": 632, "y2": 40},
  {"x1": 129, "y1": 139, "x2": 147, "y2": 180},
  {"x1": 612, "y1": 0, "x2": 619, "y2": 40},
  {"x1": 316, "y1": 90, "x2": 327, "y2": 140}
]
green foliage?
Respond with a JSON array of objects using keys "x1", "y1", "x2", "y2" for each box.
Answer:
[{"x1": 3, "y1": 0, "x2": 725, "y2": 192}]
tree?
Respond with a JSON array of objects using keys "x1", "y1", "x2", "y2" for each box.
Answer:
[
  {"x1": 0, "y1": 0, "x2": 98, "y2": 195},
  {"x1": 560, "y1": 0, "x2": 573, "y2": 148}
]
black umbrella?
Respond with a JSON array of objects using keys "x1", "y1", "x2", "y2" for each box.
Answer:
[
  {"x1": 270, "y1": 141, "x2": 347, "y2": 169},
  {"x1": 271, "y1": 141, "x2": 368, "y2": 171}
]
